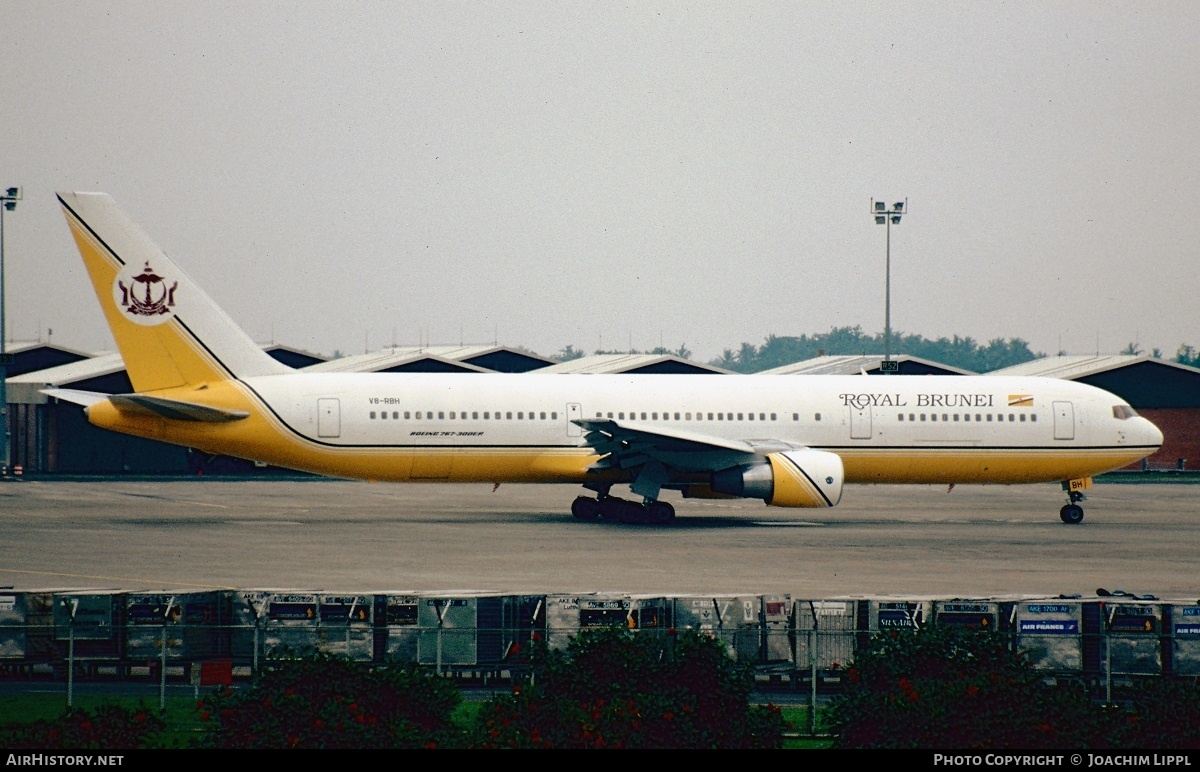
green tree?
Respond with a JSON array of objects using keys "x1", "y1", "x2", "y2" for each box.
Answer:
[
  {"x1": 1120, "y1": 678, "x2": 1200, "y2": 748},
  {"x1": 1176, "y1": 344, "x2": 1200, "y2": 368},
  {"x1": 473, "y1": 628, "x2": 787, "y2": 749},
  {"x1": 554, "y1": 344, "x2": 585, "y2": 361},
  {"x1": 827, "y1": 625, "x2": 1119, "y2": 749},
  {"x1": 710, "y1": 328, "x2": 1042, "y2": 373},
  {"x1": 196, "y1": 652, "x2": 462, "y2": 749},
  {"x1": 714, "y1": 348, "x2": 739, "y2": 370}
]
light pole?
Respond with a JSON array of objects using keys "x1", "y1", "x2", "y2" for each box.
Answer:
[
  {"x1": 871, "y1": 198, "x2": 905, "y2": 374},
  {"x1": 0, "y1": 186, "x2": 20, "y2": 476}
]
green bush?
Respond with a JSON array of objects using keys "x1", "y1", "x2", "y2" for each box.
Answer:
[
  {"x1": 1120, "y1": 678, "x2": 1200, "y2": 749},
  {"x1": 827, "y1": 625, "x2": 1120, "y2": 749},
  {"x1": 196, "y1": 652, "x2": 462, "y2": 749},
  {"x1": 473, "y1": 627, "x2": 787, "y2": 749},
  {"x1": 0, "y1": 704, "x2": 166, "y2": 750}
]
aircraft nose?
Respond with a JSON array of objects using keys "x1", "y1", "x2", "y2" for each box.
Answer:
[{"x1": 1142, "y1": 417, "x2": 1164, "y2": 449}]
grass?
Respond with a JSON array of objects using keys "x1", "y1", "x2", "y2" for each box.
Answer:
[{"x1": 0, "y1": 693, "x2": 206, "y2": 748}]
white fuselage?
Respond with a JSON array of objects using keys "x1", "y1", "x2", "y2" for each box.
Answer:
[{"x1": 210, "y1": 372, "x2": 1162, "y2": 486}]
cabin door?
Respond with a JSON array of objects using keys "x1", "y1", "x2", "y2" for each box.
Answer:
[
  {"x1": 850, "y1": 405, "x2": 873, "y2": 440},
  {"x1": 566, "y1": 403, "x2": 582, "y2": 437},
  {"x1": 317, "y1": 398, "x2": 341, "y2": 438},
  {"x1": 1053, "y1": 401, "x2": 1075, "y2": 440}
]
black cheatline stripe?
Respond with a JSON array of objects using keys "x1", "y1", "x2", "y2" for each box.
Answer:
[
  {"x1": 60, "y1": 195, "x2": 125, "y2": 268},
  {"x1": 775, "y1": 453, "x2": 834, "y2": 507},
  {"x1": 175, "y1": 319, "x2": 236, "y2": 380}
]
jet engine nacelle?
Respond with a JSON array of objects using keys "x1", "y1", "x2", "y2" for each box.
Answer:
[{"x1": 709, "y1": 449, "x2": 844, "y2": 508}]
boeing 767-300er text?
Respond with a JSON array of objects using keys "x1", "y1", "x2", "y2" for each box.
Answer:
[{"x1": 46, "y1": 192, "x2": 1163, "y2": 525}]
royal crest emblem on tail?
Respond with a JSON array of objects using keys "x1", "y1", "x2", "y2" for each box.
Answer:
[{"x1": 114, "y1": 260, "x2": 177, "y2": 325}]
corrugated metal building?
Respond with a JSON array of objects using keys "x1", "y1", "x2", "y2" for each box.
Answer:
[
  {"x1": 537, "y1": 354, "x2": 730, "y2": 375},
  {"x1": 756, "y1": 354, "x2": 971, "y2": 376}
]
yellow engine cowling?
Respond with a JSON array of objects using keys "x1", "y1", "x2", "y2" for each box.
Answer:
[{"x1": 709, "y1": 449, "x2": 844, "y2": 508}]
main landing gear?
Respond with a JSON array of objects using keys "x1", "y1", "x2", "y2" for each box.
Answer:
[
  {"x1": 1060, "y1": 489, "x2": 1086, "y2": 524},
  {"x1": 571, "y1": 492, "x2": 676, "y2": 525}
]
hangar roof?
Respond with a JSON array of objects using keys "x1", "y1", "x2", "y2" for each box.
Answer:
[
  {"x1": 5, "y1": 340, "x2": 94, "y2": 356},
  {"x1": 537, "y1": 354, "x2": 730, "y2": 375},
  {"x1": 7, "y1": 352, "x2": 126, "y2": 403},
  {"x1": 300, "y1": 345, "x2": 552, "y2": 373},
  {"x1": 411, "y1": 345, "x2": 555, "y2": 372},
  {"x1": 989, "y1": 355, "x2": 1200, "y2": 408},
  {"x1": 261, "y1": 344, "x2": 328, "y2": 369},
  {"x1": 988, "y1": 355, "x2": 1147, "y2": 379},
  {"x1": 301, "y1": 349, "x2": 491, "y2": 374},
  {"x1": 757, "y1": 354, "x2": 972, "y2": 376},
  {"x1": 3, "y1": 341, "x2": 96, "y2": 377}
]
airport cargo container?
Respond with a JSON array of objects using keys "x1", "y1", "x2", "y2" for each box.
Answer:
[
  {"x1": 53, "y1": 590, "x2": 123, "y2": 661},
  {"x1": 124, "y1": 591, "x2": 227, "y2": 662},
  {"x1": 312, "y1": 594, "x2": 375, "y2": 661},
  {"x1": 544, "y1": 593, "x2": 628, "y2": 650},
  {"x1": 0, "y1": 592, "x2": 28, "y2": 659},
  {"x1": 1167, "y1": 602, "x2": 1200, "y2": 676},
  {"x1": 1100, "y1": 599, "x2": 1163, "y2": 676},
  {"x1": 416, "y1": 592, "x2": 535, "y2": 669},
  {"x1": 866, "y1": 598, "x2": 931, "y2": 634},
  {"x1": 383, "y1": 592, "x2": 420, "y2": 663},
  {"x1": 1015, "y1": 598, "x2": 1090, "y2": 672},
  {"x1": 933, "y1": 599, "x2": 1006, "y2": 632},
  {"x1": 761, "y1": 594, "x2": 792, "y2": 664},
  {"x1": 229, "y1": 590, "x2": 317, "y2": 665},
  {"x1": 671, "y1": 594, "x2": 790, "y2": 664},
  {"x1": 793, "y1": 599, "x2": 859, "y2": 672}
]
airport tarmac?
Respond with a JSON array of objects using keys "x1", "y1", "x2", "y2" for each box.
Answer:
[{"x1": 0, "y1": 477, "x2": 1196, "y2": 600}]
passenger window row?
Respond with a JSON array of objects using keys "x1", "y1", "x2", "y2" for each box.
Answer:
[
  {"x1": 369, "y1": 410, "x2": 559, "y2": 420},
  {"x1": 896, "y1": 413, "x2": 1038, "y2": 423},
  {"x1": 595, "y1": 411, "x2": 780, "y2": 421}
]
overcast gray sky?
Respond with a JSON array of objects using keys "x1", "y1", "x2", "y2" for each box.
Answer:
[{"x1": 4, "y1": 2, "x2": 1198, "y2": 364}]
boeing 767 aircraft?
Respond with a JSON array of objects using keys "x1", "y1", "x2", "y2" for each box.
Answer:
[{"x1": 47, "y1": 192, "x2": 1163, "y2": 525}]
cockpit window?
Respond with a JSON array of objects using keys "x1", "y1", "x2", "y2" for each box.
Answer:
[{"x1": 1112, "y1": 405, "x2": 1139, "y2": 420}]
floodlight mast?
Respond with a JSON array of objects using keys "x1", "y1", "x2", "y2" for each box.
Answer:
[
  {"x1": 870, "y1": 198, "x2": 906, "y2": 374},
  {"x1": 0, "y1": 186, "x2": 21, "y2": 476}
]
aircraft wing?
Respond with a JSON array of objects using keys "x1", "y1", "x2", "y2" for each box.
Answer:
[
  {"x1": 574, "y1": 417, "x2": 798, "y2": 474},
  {"x1": 574, "y1": 418, "x2": 842, "y2": 506}
]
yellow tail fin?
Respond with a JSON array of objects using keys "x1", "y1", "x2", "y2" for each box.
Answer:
[{"x1": 58, "y1": 192, "x2": 290, "y2": 392}]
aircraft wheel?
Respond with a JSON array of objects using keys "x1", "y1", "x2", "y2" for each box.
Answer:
[
  {"x1": 571, "y1": 496, "x2": 600, "y2": 521},
  {"x1": 1060, "y1": 504, "x2": 1085, "y2": 524},
  {"x1": 646, "y1": 501, "x2": 675, "y2": 525},
  {"x1": 618, "y1": 501, "x2": 647, "y2": 524},
  {"x1": 597, "y1": 497, "x2": 624, "y2": 521}
]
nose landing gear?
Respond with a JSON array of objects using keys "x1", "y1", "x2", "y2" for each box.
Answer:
[{"x1": 1060, "y1": 489, "x2": 1086, "y2": 524}]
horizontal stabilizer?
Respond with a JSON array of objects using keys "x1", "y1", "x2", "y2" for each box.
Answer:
[
  {"x1": 45, "y1": 387, "x2": 249, "y2": 423},
  {"x1": 108, "y1": 394, "x2": 250, "y2": 423},
  {"x1": 41, "y1": 388, "x2": 111, "y2": 407}
]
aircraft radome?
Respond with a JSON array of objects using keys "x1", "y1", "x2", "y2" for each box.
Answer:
[{"x1": 46, "y1": 192, "x2": 1163, "y2": 525}]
